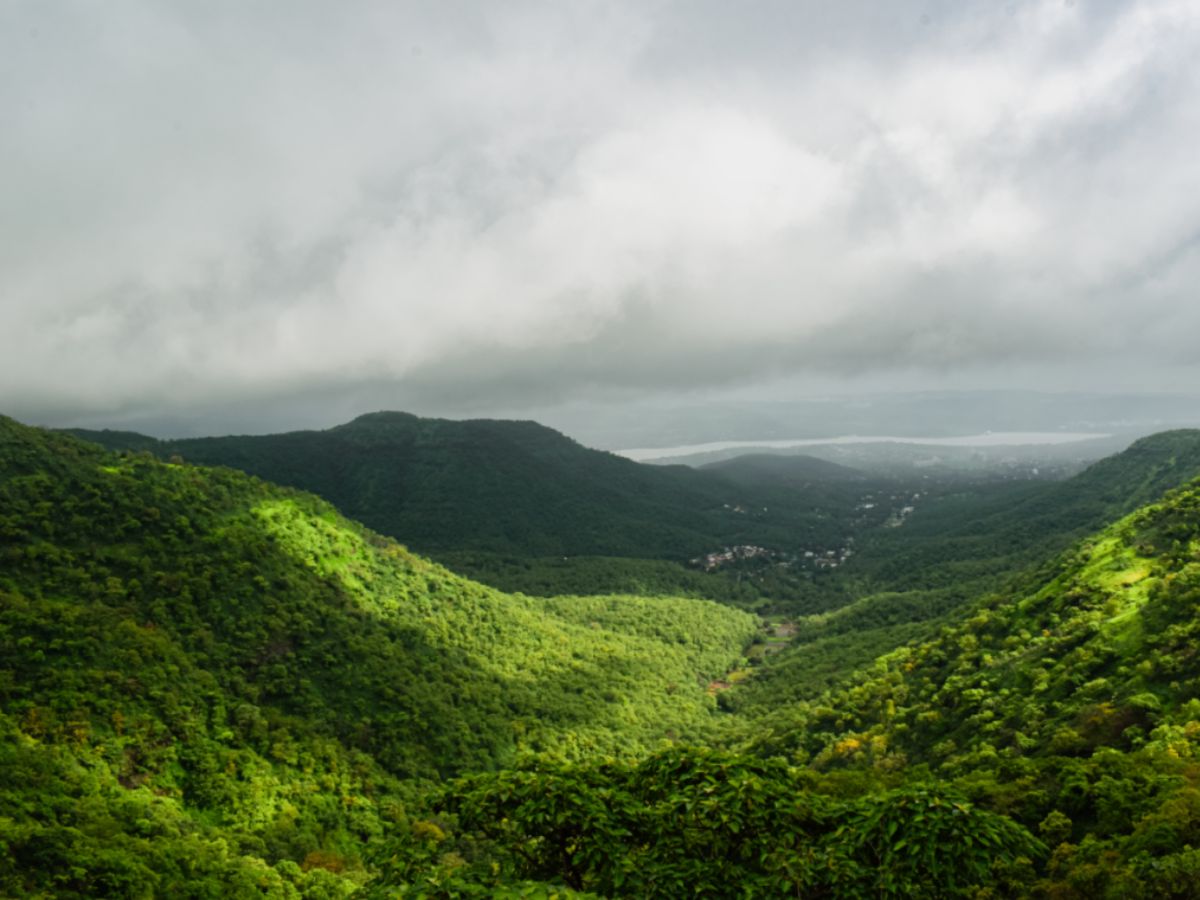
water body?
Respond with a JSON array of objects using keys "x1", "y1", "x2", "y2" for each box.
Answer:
[{"x1": 616, "y1": 432, "x2": 1112, "y2": 463}]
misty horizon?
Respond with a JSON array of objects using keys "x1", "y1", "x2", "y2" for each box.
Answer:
[{"x1": 4, "y1": 1, "x2": 1200, "y2": 434}]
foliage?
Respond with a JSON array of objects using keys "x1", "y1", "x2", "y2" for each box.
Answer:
[
  {"x1": 15, "y1": 413, "x2": 1200, "y2": 896},
  {"x1": 66, "y1": 412, "x2": 903, "y2": 608},
  {"x1": 724, "y1": 475, "x2": 1200, "y2": 895},
  {"x1": 373, "y1": 748, "x2": 1042, "y2": 898},
  {"x1": 0, "y1": 416, "x2": 755, "y2": 895}
]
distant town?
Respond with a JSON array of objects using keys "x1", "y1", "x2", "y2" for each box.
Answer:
[{"x1": 692, "y1": 491, "x2": 924, "y2": 573}]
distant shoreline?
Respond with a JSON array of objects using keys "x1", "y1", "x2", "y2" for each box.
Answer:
[{"x1": 616, "y1": 431, "x2": 1113, "y2": 462}]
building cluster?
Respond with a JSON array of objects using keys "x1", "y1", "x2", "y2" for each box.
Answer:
[{"x1": 691, "y1": 544, "x2": 772, "y2": 571}]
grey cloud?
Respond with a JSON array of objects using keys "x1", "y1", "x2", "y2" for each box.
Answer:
[{"x1": 3, "y1": 0, "x2": 1200, "y2": 432}]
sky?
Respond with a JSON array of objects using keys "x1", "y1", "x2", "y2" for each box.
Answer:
[{"x1": 3, "y1": 0, "x2": 1200, "y2": 437}]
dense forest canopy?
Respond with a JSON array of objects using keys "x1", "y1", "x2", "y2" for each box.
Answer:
[
  {"x1": 0, "y1": 416, "x2": 754, "y2": 896},
  {"x1": 6, "y1": 414, "x2": 1200, "y2": 896}
]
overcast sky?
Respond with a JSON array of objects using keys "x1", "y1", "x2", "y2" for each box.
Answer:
[{"x1": 3, "y1": 0, "x2": 1200, "y2": 435}]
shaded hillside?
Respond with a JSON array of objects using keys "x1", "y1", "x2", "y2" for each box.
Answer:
[
  {"x1": 68, "y1": 412, "x2": 895, "y2": 597},
  {"x1": 0, "y1": 415, "x2": 756, "y2": 896}
]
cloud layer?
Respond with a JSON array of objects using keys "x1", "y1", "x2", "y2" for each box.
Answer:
[{"x1": 4, "y1": 0, "x2": 1200, "y2": 426}]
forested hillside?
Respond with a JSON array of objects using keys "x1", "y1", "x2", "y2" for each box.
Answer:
[
  {"x1": 13, "y1": 412, "x2": 1200, "y2": 897},
  {"x1": 72, "y1": 420, "x2": 1200, "y2": 624},
  {"x1": 67, "y1": 412, "x2": 853, "y2": 559},
  {"x1": 0, "y1": 416, "x2": 755, "y2": 896},
  {"x1": 389, "y1": 475, "x2": 1200, "y2": 897},
  {"x1": 720, "y1": 474, "x2": 1200, "y2": 895},
  {"x1": 847, "y1": 429, "x2": 1200, "y2": 593},
  {"x1": 68, "y1": 412, "x2": 909, "y2": 608},
  {"x1": 763, "y1": 430, "x2": 1200, "y2": 693}
]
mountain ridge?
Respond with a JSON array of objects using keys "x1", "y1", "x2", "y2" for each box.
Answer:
[{"x1": 64, "y1": 411, "x2": 888, "y2": 585}]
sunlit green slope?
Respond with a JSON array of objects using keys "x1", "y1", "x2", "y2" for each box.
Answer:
[
  {"x1": 746, "y1": 429, "x2": 1200, "y2": 698},
  {"x1": 719, "y1": 476, "x2": 1200, "y2": 896},
  {"x1": 739, "y1": 474, "x2": 1200, "y2": 757},
  {"x1": 0, "y1": 415, "x2": 756, "y2": 896}
]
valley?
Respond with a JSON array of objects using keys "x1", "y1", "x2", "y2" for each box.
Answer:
[{"x1": 6, "y1": 412, "x2": 1200, "y2": 897}]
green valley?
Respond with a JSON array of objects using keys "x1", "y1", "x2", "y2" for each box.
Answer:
[
  {"x1": 11, "y1": 2, "x2": 1200, "y2": 896},
  {"x1": 0, "y1": 417, "x2": 755, "y2": 896},
  {"x1": 9, "y1": 413, "x2": 1200, "y2": 897}
]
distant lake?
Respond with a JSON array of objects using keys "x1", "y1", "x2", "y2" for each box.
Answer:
[{"x1": 616, "y1": 431, "x2": 1113, "y2": 463}]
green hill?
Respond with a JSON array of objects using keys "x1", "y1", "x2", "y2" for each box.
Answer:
[
  {"x1": 0, "y1": 415, "x2": 756, "y2": 896},
  {"x1": 717, "y1": 473, "x2": 1200, "y2": 896},
  {"x1": 67, "y1": 412, "x2": 876, "y2": 560},
  {"x1": 67, "y1": 412, "x2": 901, "y2": 608}
]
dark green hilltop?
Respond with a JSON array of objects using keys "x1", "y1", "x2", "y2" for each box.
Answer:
[
  {"x1": 65, "y1": 412, "x2": 900, "y2": 607},
  {"x1": 66, "y1": 411, "x2": 878, "y2": 558},
  {"x1": 7, "y1": 413, "x2": 1200, "y2": 896}
]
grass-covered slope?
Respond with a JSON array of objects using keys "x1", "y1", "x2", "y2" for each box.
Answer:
[{"x1": 0, "y1": 416, "x2": 757, "y2": 896}]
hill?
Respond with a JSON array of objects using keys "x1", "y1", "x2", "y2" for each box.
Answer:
[
  {"x1": 68, "y1": 412, "x2": 881, "y2": 558},
  {"x1": 392, "y1": 472, "x2": 1200, "y2": 897},
  {"x1": 716, "y1": 472, "x2": 1200, "y2": 895},
  {"x1": 67, "y1": 412, "x2": 902, "y2": 606},
  {"x1": 0, "y1": 415, "x2": 757, "y2": 896},
  {"x1": 699, "y1": 452, "x2": 867, "y2": 487}
]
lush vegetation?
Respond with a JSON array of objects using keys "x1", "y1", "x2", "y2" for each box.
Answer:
[
  {"x1": 13, "y1": 414, "x2": 1200, "y2": 896},
  {"x1": 720, "y1": 477, "x2": 1200, "y2": 896},
  {"x1": 846, "y1": 429, "x2": 1200, "y2": 595},
  {"x1": 0, "y1": 416, "x2": 755, "y2": 896},
  {"x1": 385, "y1": 472, "x2": 1200, "y2": 896},
  {"x1": 70, "y1": 420, "x2": 1200, "y2": 628},
  {"x1": 753, "y1": 430, "x2": 1200, "y2": 690},
  {"x1": 377, "y1": 748, "x2": 1042, "y2": 898},
  {"x1": 66, "y1": 412, "x2": 902, "y2": 607}
]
